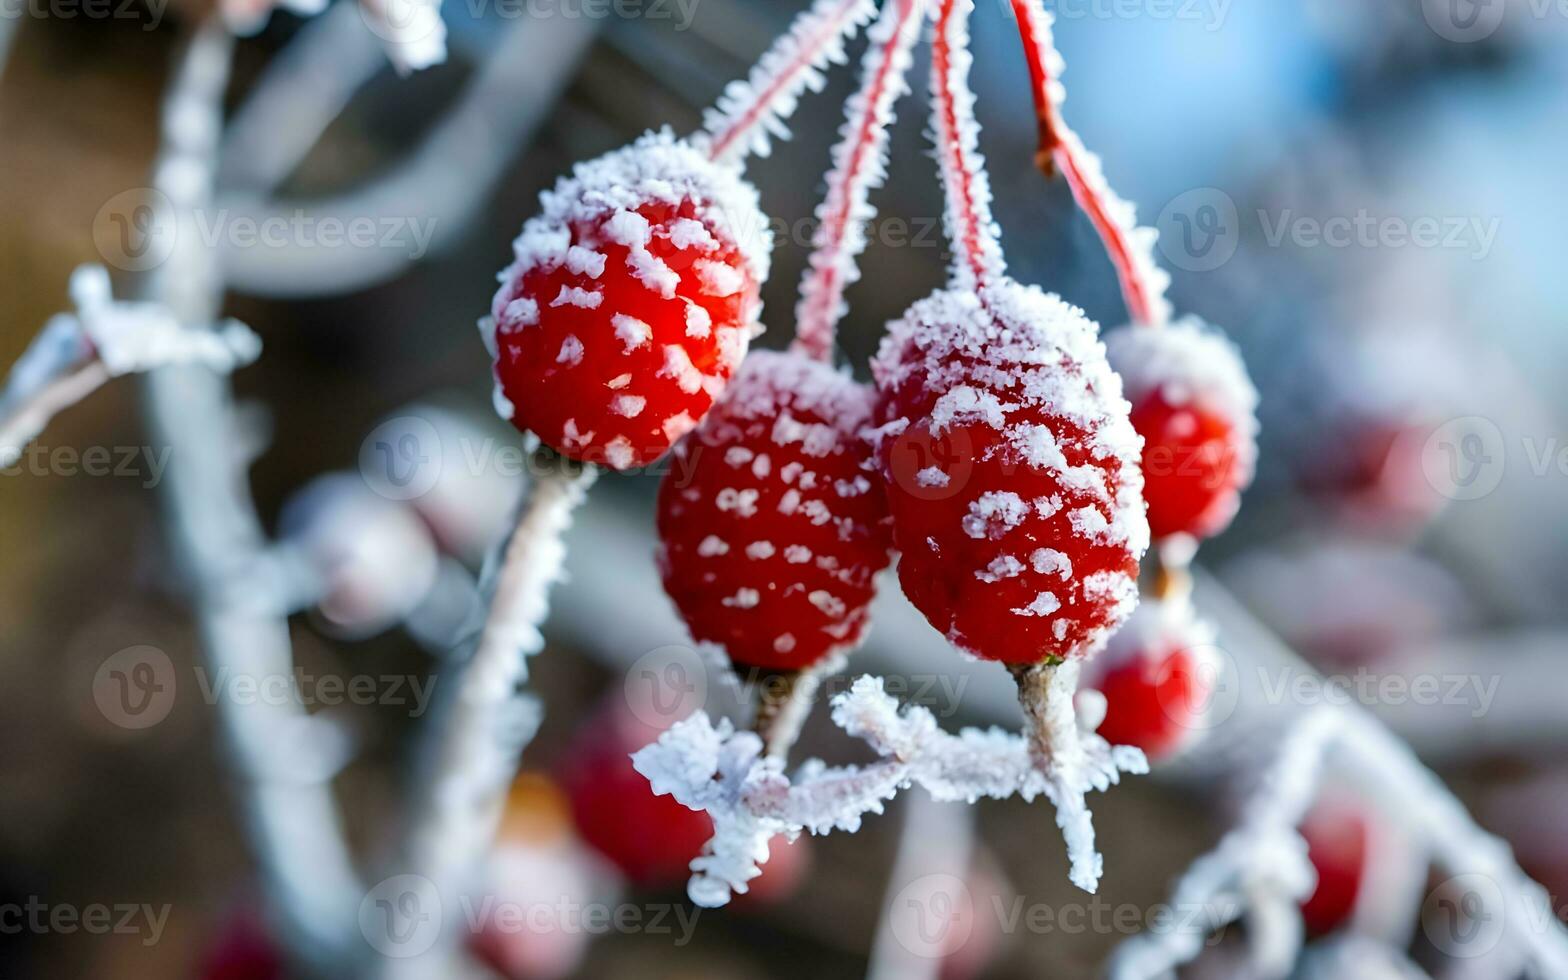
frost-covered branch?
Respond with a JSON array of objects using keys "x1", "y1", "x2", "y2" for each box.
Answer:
[
  {"x1": 387, "y1": 456, "x2": 596, "y2": 972},
  {"x1": 0, "y1": 266, "x2": 257, "y2": 467},
  {"x1": 1007, "y1": 0, "x2": 1171, "y2": 325},
  {"x1": 138, "y1": 16, "x2": 363, "y2": 975},
  {"x1": 793, "y1": 0, "x2": 925, "y2": 361},
  {"x1": 701, "y1": 0, "x2": 880, "y2": 164},
  {"x1": 635, "y1": 674, "x2": 1143, "y2": 908},
  {"x1": 1107, "y1": 707, "x2": 1337, "y2": 980},
  {"x1": 931, "y1": 0, "x2": 1006, "y2": 291}
]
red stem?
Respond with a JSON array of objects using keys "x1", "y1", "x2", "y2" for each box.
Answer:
[
  {"x1": 1009, "y1": 0, "x2": 1166, "y2": 327},
  {"x1": 932, "y1": 0, "x2": 1003, "y2": 292},
  {"x1": 707, "y1": 0, "x2": 876, "y2": 165},
  {"x1": 794, "y1": 0, "x2": 925, "y2": 362}
]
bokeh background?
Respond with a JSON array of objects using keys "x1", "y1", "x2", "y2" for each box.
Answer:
[{"x1": 2, "y1": 0, "x2": 1567, "y2": 976}]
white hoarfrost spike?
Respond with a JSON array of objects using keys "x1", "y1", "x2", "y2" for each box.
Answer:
[
  {"x1": 633, "y1": 674, "x2": 1145, "y2": 908},
  {"x1": 1010, "y1": 0, "x2": 1171, "y2": 325},
  {"x1": 793, "y1": 0, "x2": 926, "y2": 361},
  {"x1": 0, "y1": 265, "x2": 260, "y2": 467},
  {"x1": 700, "y1": 0, "x2": 880, "y2": 165},
  {"x1": 931, "y1": 0, "x2": 1006, "y2": 289}
]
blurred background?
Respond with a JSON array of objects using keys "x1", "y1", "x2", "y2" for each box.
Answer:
[{"x1": 2, "y1": 0, "x2": 1567, "y2": 976}]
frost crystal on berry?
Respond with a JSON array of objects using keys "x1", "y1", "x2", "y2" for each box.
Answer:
[
  {"x1": 872, "y1": 280, "x2": 1149, "y2": 663},
  {"x1": 486, "y1": 130, "x2": 773, "y2": 470},
  {"x1": 1105, "y1": 317, "x2": 1259, "y2": 540},
  {"x1": 658, "y1": 350, "x2": 892, "y2": 671}
]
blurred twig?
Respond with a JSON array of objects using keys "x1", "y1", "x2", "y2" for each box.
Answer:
[{"x1": 139, "y1": 16, "x2": 364, "y2": 976}]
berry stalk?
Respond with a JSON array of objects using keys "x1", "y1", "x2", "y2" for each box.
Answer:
[
  {"x1": 793, "y1": 0, "x2": 926, "y2": 362},
  {"x1": 704, "y1": 0, "x2": 880, "y2": 165},
  {"x1": 931, "y1": 0, "x2": 1007, "y2": 292},
  {"x1": 1008, "y1": 0, "x2": 1172, "y2": 326}
]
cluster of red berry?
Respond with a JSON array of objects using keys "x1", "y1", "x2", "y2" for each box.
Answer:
[{"x1": 482, "y1": 0, "x2": 1260, "y2": 817}]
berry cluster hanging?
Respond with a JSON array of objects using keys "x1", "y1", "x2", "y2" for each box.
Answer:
[{"x1": 479, "y1": 0, "x2": 1260, "y2": 902}]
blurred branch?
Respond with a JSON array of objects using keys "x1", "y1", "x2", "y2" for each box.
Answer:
[
  {"x1": 218, "y1": 0, "x2": 387, "y2": 192},
  {"x1": 865, "y1": 791, "x2": 976, "y2": 980},
  {"x1": 218, "y1": 14, "x2": 600, "y2": 298},
  {"x1": 138, "y1": 16, "x2": 363, "y2": 976}
]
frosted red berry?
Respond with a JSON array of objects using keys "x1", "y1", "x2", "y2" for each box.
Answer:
[
  {"x1": 871, "y1": 280, "x2": 1148, "y2": 665},
  {"x1": 657, "y1": 350, "x2": 893, "y2": 671},
  {"x1": 1105, "y1": 318, "x2": 1258, "y2": 541},
  {"x1": 1085, "y1": 601, "x2": 1216, "y2": 760},
  {"x1": 485, "y1": 130, "x2": 773, "y2": 470},
  {"x1": 557, "y1": 700, "x2": 714, "y2": 888}
]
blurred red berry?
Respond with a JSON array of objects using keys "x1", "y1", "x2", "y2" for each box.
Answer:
[
  {"x1": 486, "y1": 130, "x2": 772, "y2": 470},
  {"x1": 1087, "y1": 601, "x2": 1216, "y2": 760},
  {"x1": 657, "y1": 350, "x2": 893, "y2": 671},
  {"x1": 1105, "y1": 318, "x2": 1257, "y2": 542},
  {"x1": 558, "y1": 701, "x2": 714, "y2": 888},
  {"x1": 1299, "y1": 798, "x2": 1369, "y2": 937},
  {"x1": 871, "y1": 281, "x2": 1148, "y2": 664},
  {"x1": 198, "y1": 908, "x2": 282, "y2": 980}
]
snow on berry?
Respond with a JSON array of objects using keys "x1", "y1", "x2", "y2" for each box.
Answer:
[
  {"x1": 1105, "y1": 316, "x2": 1258, "y2": 541},
  {"x1": 485, "y1": 130, "x2": 773, "y2": 470},
  {"x1": 657, "y1": 350, "x2": 892, "y2": 671},
  {"x1": 1083, "y1": 599, "x2": 1218, "y2": 761},
  {"x1": 871, "y1": 280, "x2": 1149, "y2": 664}
]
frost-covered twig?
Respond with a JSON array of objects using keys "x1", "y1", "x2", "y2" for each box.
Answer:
[
  {"x1": 635, "y1": 674, "x2": 1143, "y2": 908},
  {"x1": 1107, "y1": 707, "x2": 1337, "y2": 980},
  {"x1": 701, "y1": 0, "x2": 880, "y2": 164},
  {"x1": 0, "y1": 266, "x2": 257, "y2": 467},
  {"x1": 931, "y1": 0, "x2": 1006, "y2": 291},
  {"x1": 138, "y1": 16, "x2": 363, "y2": 975},
  {"x1": 792, "y1": 0, "x2": 925, "y2": 361},
  {"x1": 1007, "y1": 0, "x2": 1171, "y2": 326},
  {"x1": 387, "y1": 455, "x2": 596, "y2": 971},
  {"x1": 750, "y1": 653, "x2": 846, "y2": 761}
]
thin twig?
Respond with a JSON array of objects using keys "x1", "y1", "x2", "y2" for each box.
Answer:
[
  {"x1": 792, "y1": 0, "x2": 926, "y2": 361},
  {"x1": 0, "y1": 360, "x2": 111, "y2": 467},
  {"x1": 931, "y1": 0, "x2": 1005, "y2": 292},
  {"x1": 1007, "y1": 0, "x2": 1171, "y2": 325},
  {"x1": 384, "y1": 452, "x2": 596, "y2": 974}
]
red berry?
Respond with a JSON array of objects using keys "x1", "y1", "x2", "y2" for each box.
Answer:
[
  {"x1": 871, "y1": 281, "x2": 1148, "y2": 664},
  {"x1": 486, "y1": 130, "x2": 773, "y2": 470},
  {"x1": 1085, "y1": 601, "x2": 1216, "y2": 760},
  {"x1": 198, "y1": 908, "x2": 282, "y2": 980},
  {"x1": 1105, "y1": 318, "x2": 1258, "y2": 541},
  {"x1": 557, "y1": 700, "x2": 714, "y2": 888},
  {"x1": 1299, "y1": 796, "x2": 1370, "y2": 937},
  {"x1": 657, "y1": 350, "x2": 893, "y2": 671}
]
